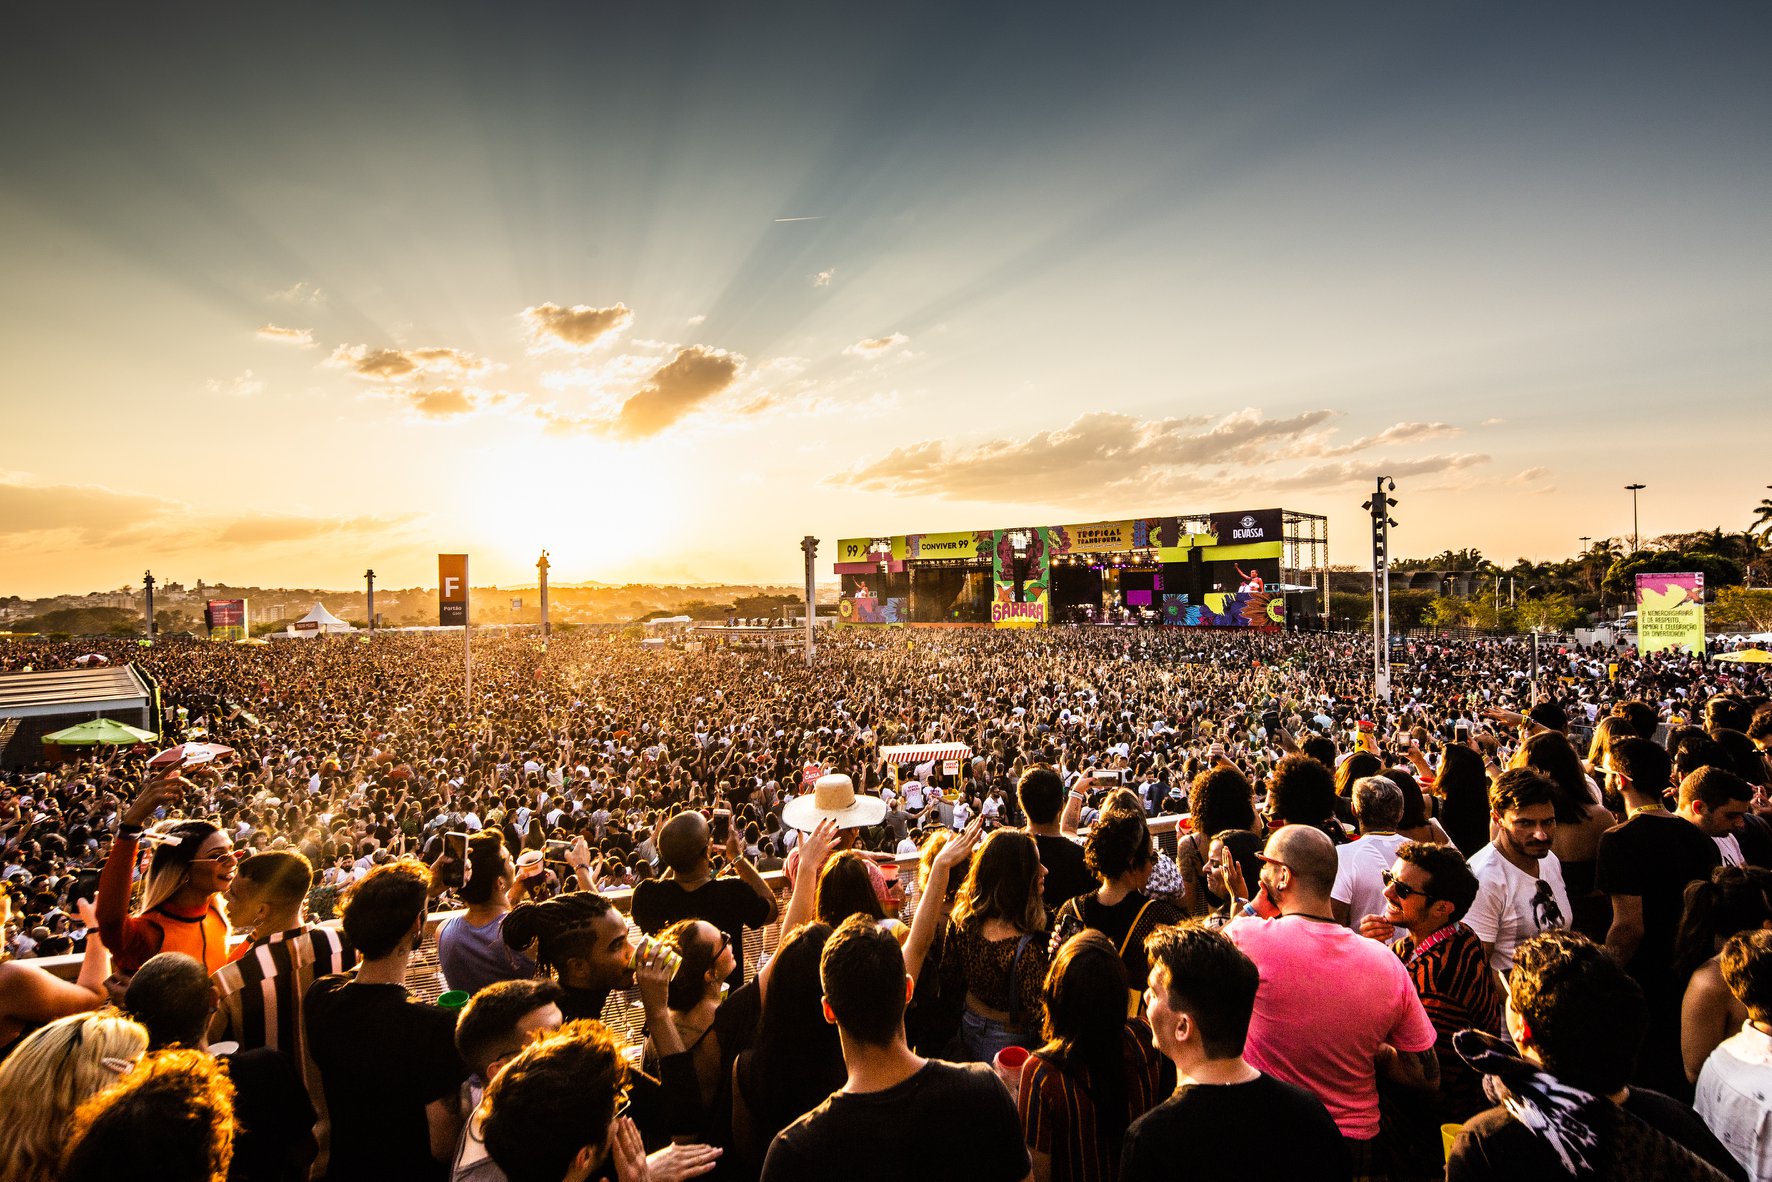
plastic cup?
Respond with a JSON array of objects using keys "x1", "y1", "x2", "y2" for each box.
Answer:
[
  {"x1": 993, "y1": 1044, "x2": 1030, "y2": 1094},
  {"x1": 438, "y1": 990, "x2": 470, "y2": 1011},
  {"x1": 1441, "y1": 1123, "x2": 1462, "y2": 1162}
]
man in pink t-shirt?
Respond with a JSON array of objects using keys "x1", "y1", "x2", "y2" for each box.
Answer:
[{"x1": 1224, "y1": 824, "x2": 1438, "y2": 1161}]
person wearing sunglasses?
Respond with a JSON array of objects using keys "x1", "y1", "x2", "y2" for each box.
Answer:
[
  {"x1": 96, "y1": 772, "x2": 239, "y2": 979},
  {"x1": 1359, "y1": 842, "x2": 1505, "y2": 1176}
]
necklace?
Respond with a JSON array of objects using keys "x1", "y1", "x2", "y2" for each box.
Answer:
[{"x1": 1627, "y1": 804, "x2": 1668, "y2": 819}]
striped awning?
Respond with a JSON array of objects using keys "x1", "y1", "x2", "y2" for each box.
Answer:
[{"x1": 879, "y1": 742, "x2": 973, "y2": 766}]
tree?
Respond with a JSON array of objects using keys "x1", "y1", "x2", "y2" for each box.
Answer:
[
  {"x1": 1604, "y1": 551, "x2": 1744, "y2": 599},
  {"x1": 1753, "y1": 498, "x2": 1772, "y2": 542},
  {"x1": 1514, "y1": 594, "x2": 1585, "y2": 632},
  {"x1": 1711, "y1": 588, "x2": 1772, "y2": 633}
]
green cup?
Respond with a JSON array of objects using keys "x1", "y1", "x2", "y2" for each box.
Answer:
[{"x1": 438, "y1": 990, "x2": 470, "y2": 1010}]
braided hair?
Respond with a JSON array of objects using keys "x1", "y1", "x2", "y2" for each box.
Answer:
[{"x1": 501, "y1": 892, "x2": 616, "y2": 979}]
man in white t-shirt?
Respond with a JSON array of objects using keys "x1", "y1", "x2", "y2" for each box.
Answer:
[
  {"x1": 1677, "y1": 766, "x2": 1754, "y2": 869},
  {"x1": 1465, "y1": 769, "x2": 1571, "y2": 976},
  {"x1": 1696, "y1": 928, "x2": 1772, "y2": 1181},
  {"x1": 1331, "y1": 777, "x2": 1410, "y2": 928}
]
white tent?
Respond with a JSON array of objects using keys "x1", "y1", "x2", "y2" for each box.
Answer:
[{"x1": 287, "y1": 603, "x2": 355, "y2": 636}]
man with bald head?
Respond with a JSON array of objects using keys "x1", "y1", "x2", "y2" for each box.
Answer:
[
  {"x1": 631, "y1": 806, "x2": 779, "y2": 990},
  {"x1": 1219, "y1": 824, "x2": 1438, "y2": 1174}
]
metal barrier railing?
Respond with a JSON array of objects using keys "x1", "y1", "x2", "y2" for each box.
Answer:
[{"x1": 30, "y1": 815, "x2": 1189, "y2": 1045}]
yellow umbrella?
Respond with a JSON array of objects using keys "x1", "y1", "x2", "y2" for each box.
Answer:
[{"x1": 1716, "y1": 649, "x2": 1772, "y2": 664}]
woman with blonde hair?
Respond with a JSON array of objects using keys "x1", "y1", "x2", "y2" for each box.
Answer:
[
  {"x1": 97, "y1": 774, "x2": 237, "y2": 977},
  {"x1": 0, "y1": 1009, "x2": 149, "y2": 1182}
]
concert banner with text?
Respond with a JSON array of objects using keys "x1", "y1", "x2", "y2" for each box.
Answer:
[{"x1": 1635, "y1": 572, "x2": 1705, "y2": 655}]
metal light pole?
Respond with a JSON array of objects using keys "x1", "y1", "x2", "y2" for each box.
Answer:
[
  {"x1": 537, "y1": 551, "x2": 551, "y2": 644},
  {"x1": 143, "y1": 571, "x2": 156, "y2": 640},
  {"x1": 1625, "y1": 483, "x2": 1646, "y2": 553},
  {"x1": 800, "y1": 537, "x2": 818, "y2": 666},
  {"x1": 1362, "y1": 478, "x2": 1397, "y2": 703},
  {"x1": 365, "y1": 569, "x2": 375, "y2": 636}
]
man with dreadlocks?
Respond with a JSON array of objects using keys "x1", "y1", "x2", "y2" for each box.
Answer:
[{"x1": 500, "y1": 891, "x2": 699, "y2": 1150}]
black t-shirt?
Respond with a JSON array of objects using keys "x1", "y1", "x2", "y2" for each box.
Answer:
[
  {"x1": 759, "y1": 1060, "x2": 1029, "y2": 1182},
  {"x1": 303, "y1": 977, "x2": 468, "y2": 1182},
  {"x1": 1448, "y1": 1088, "x2": 1745, "y2": 1182},
  {"x1": 631, "y1": 876, "x2": 775, "y2": 990},
  {"x1": 220, "y1": 1047, "x2": 317, "y2": 1182},
  {"x1": 1032, "y1": 833, "x2": 1093, "y2": 914},
  {"x1": 1121, "y1": 1073, "x2": 1349, "y2": 1182},
  {"x1": 1595, "y1": 814, "x2": 1720, "y2": 987}
]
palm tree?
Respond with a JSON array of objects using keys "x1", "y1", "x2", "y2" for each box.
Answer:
[{"x1": 1752, "y1": 498, "x2": 1772, "y2": 542}]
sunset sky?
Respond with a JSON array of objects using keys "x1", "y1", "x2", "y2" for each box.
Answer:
[{"x1": 3, "y1": 2, "x2": 1768, "y2": 598}]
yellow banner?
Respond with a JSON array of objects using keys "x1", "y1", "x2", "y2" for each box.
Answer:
[
  {"x1": 1196, "y1": 541, "x2": 1283, "y2": 562},
  {"x1": 904, "y1": 530, "x2": 981, "y2": 560},
  {"x1": 835, "y1": 536, "x2": 906, "y2": 564},
  {"x1": 1054, "y1": 520, "x2": 1138, "y2": 554}
]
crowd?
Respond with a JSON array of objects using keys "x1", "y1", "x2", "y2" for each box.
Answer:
[{"x1": 0, "y1": 624, "x2": 1768, "y2": 1181}]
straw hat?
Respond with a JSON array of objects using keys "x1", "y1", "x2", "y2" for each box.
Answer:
[{"x1": 783, "y1": 773, "x2": 887, "y2": 832}]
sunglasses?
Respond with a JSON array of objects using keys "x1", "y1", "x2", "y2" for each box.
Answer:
[
  {"x1": 190, "y1": 849, "x2": 242, "y2": 866},
  {"x1": 1381, "y1": 869, "x2": 1439, "y2": 903}
]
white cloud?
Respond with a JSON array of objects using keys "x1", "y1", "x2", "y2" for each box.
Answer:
[
  {"x1": 256, "y1": 324, "x2": 314, "y2": 346},
  {"x1": 206, "y1": 369, "x2": 264, "y2": 398},
  {"x1": 812, "y1": 268, "x2": 836, "y2": 288},
  {"x1": 845, "y1": 332, "x2": 907, "y2": 357},
  {"x1": 270, "y1": 281, "x2": 326, "y2": 305},
  {"x1": 686, "y1": 314, "x2": 707, "y2": 326}
]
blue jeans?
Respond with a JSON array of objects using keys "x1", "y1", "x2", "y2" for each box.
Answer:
[{"x1": 957, "y1": 1007, "x2": 1035, "y2": 1064}]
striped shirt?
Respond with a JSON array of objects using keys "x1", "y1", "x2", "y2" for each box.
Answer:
[
  {"x1": 1017, "y1": 1022, "x2": 1171, "y2": 1182},
  {"x1": 1391, "y1": 922, "x2": 1504, "y2": 1121},
  {"x1": 212, "y1": 925, "x2": 355, "y2": 1179}
]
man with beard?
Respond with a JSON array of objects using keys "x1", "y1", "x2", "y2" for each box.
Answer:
[{"x1": 1466, "y1": 770, "x2": 1573, "y2": 976}]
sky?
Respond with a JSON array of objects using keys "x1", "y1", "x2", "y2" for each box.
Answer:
[{"x1": 3, "y1": 1, "x2": 1769, "y2": 598}]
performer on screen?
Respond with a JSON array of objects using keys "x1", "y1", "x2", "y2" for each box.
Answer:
[{"x1": 1235, "y1": 564, "x2": 1265, "y2": 594}]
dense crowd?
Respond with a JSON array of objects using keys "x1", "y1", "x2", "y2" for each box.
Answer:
[{"x1": 1, "y1": 625, "x2": 1770, "y2": 1182}]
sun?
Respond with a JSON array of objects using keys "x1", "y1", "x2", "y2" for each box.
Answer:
[{"x1": 455, "y1": 438, "x2": 689, "y2": 580}]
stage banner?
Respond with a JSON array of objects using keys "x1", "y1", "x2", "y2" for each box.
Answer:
[
  {"x1": 204, "y1": 599, "x2": 250, "y2": 642},
  {"x1": 439, "y1": 554, "x2": 469, "y2": 626},
  {"x1": 1635, "y1": 572, "x2": 1705, "y2": 655},
  {"x1": 1206, "y1": 509, "x2": 1283, "y2": 546},
  {"x1": 904, "y1": 530, "x2": 987, "y2": 560},
  {"x1": 835, "y1": 535, "x2": 907, "y2": 573},
  {"x1": 991, "y1": 527, "x2": 1051, "y2": 627},
  {"x1": 1050, "y1": 520, "x2": 1138, "y2": 555},
  {"x1": 1161, "y1": 591, "x2": 1284, "y2": 629}
]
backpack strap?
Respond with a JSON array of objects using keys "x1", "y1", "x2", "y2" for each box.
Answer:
[
  {"x1": 1007, "y1": 933, "x2": 1036, "y2": 1030},
  {"x1": 1118, "y1": 898, "x2": 1157, "y2": 960}
]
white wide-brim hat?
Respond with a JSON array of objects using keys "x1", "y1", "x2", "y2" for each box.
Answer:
[{"x1": 783, "y1": 773, "x2": 888, "y2": 832}]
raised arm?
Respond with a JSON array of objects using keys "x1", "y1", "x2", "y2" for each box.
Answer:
[{"x1": 904, "y1": 819, "x2": 982, "y2": 984}]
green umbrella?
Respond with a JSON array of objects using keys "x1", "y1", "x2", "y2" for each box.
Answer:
[{"x1": 42, "y1": 718, "x2": 159, "y2": 745}]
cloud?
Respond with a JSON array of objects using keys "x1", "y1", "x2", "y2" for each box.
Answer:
[
  {"x1": 408, "y1": 388, "x2": 476, "y2": 418},
  {"x1": 1261, "y1": 453, "x2": 1491, "y2": 491},
  {"x1": 522, "y1": 302, "x2": 635, "y2": 351},
  {"x1": 327, "y1": 344, "x2": 490, "y2": 383},
  {"x1": 0, "y1": 476, "x2": 413, "y2": 552},
  {"x1": 612, "y1": 346, "x2": 745, "y2": 439},
  {"x1": 1322, "y1": 421, "x2": 1460, "y2": 455},
  {"x1": 206, "y1": 369, "x2": 264, "y2": 398},
  {"x1": 1480, "y1": 417, "x2": 1507, "y2": 427},
  {"x1": 1509, "y1": 466, "x2": 1551, "y2": 484},
  {"x1": 845, "y1": 332, "x2": 907, "y2": 357},
  {"x1": 270, "y1": 281, "x2": 326, "y2": 305},
  {"x1": 214, "y1": 513, "x2": 413, "y2": 546},
  {"x1": 686, "y1": 314, "x2": 707, "y2": 326},
  {"x1": 812, "y1": 268, "x2": 836, "y2": 288},
  {"x1": 839, "y1": 409, "x2": 1338, "y2": 501},
  {"x1": 256, "y1": 324, "x2": 314, "y2": 346}
]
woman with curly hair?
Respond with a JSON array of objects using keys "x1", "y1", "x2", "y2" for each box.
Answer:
[
  {"x1": 60, "y1": 1048, "x2": 237, "y2": 1182},
  {"x1": 1174, "y1": 765, "x2": 1257, "y2": 918},
  {"x1": 0, "y1": 1010, "x2": 149, "y2": 1182},
  {"x1": 1051, "y1": 808, "x2": 1185, "y2": 998}
]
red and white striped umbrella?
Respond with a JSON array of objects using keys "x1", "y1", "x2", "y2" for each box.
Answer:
[{"x1": 147, "y1": 742, "x2": 237, "y2": 770}]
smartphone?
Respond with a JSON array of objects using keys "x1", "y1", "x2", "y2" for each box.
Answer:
[
  {"x1": 710, "y1": 809, "x2": 732, "y2": 845},
  {"x1": 1261, "y1": 710, "x2": 1280, "y2": 734},
  {"x1": 441, "y1": 831, "x2": 471, "y2": 890},
  {"x1": 1454, "y1": 721, "x2": 1470, "y2": 742},
  {"x1": 544, "y1": 839, "x2": 571, "y2": 863}
]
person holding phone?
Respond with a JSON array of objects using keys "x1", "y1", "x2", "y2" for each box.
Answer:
[{"x1": 97, "y1": 770, "x2": 237, "y2": 978}]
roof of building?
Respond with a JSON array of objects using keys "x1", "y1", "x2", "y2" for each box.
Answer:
[{"x1": 0, "y1": 665, "x2": 152, "y2": 719}]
